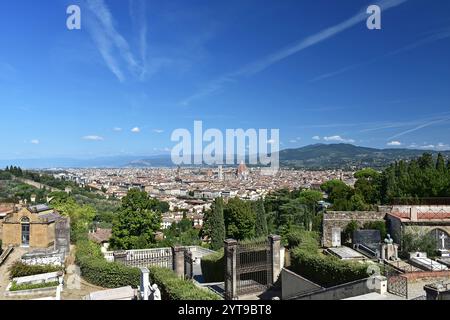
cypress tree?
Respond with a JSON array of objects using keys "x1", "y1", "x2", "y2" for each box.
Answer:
[
  {"x1": 210, "y1": 197, "x2": 226, "y2": 250},
  {"x1": 254, "y1": 198, "x2": 268, "y2": 237},
  {"x1": 436, "y1": 153, "x2": 445, "y2": 172}
]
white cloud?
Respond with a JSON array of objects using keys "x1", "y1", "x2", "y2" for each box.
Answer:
[
  {"x1": 387, "y1": 141, "x2": 402, "y2": 146},
  {"x1": 267, "y1": 139, "x2": 276, "y2": 145},
  {"x1": 323, "y1": 135, "x2": 355, "y2": 143},
  {"x1": 289, "y1": 139, "x2": 297, "y2": 143},
  {"x1": 85, "y1": 0, "x2": 140, "y2": 82},
  {"x1": 113, "y1": 127, "x2": 122, "y2": 132},
  {"x1": 30, "y1": 139, "x2": 40, "y2": 145},
  {"x1": 312, "y1": 136, "x2": 321, "y2": 140},
  {"x1": 131, "y1": 127, "x2": 141, "y2": 133},
  {"x1": 153, "y1": 129, "x2": 164, "y2": 133},
  {"x1": 83, "y1": 135, "x2": 104, "y2": 141}
]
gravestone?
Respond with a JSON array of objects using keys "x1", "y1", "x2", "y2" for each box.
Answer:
[
  {"x1": 353, "y1": 230, "x2": 381, "y2": 251},
  {"x1": 331, "y1": 227, "x2": 341, "y2": 247}
]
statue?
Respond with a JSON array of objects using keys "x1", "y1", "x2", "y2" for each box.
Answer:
[
  {"x1": 150, "y1": 284, "x2": 161, "y2": 301},
  {"x1": 384, "y1": 234, "x2": 393, "y2": 244}
]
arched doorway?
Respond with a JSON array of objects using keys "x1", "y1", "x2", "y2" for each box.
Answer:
[
  {"x1": 429, "y1": 228, "x2": 449, "y2": 250},
  {"x1": 20, "y1": 216, "x2": 30, "y2": 247}
]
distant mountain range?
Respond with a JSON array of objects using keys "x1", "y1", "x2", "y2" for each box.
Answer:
[
  {"x1": 279, "y1": 144, "x2": 450, "y2": 169},
  {"x1": 1, "y1": 144, "x2": 449, "y2": 169}
]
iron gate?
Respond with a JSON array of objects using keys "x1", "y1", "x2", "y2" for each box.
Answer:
[
  {"x1": 385, "y1": 264, "x2": 408, "y2": 299},
  {"x1": 236, "y1": 239, "x2": 272, "y2": 296}
]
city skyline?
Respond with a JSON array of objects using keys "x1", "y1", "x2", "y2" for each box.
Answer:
[{"x1": 1, "y1": 0, "x2": 450, "y2": 159}]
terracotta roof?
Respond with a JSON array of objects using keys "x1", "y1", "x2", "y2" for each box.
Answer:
[{"x1": 89, "y1": 228, "x2": 112, "y2": 243}]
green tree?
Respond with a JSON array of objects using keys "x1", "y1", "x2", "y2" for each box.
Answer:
[
  {"x1": 342, "y1": 220, "x2": 359, "y2": 244},
  {"x1": 298, "y1": 190, "x2": 323, "y2": 206},
  {"x1": 52, "y1": 196, "x2": 96, "y2": 242},
  {"x1": 207, "y1": 198, "x2": 226, "y2": 250},
  {"x1": 224, "y1": 197, "x2": 256, "y2": 240},
  {"x1": 109, "y1": 189, "x2": 162, "y2": 250},
  {"x1": 254, "y1": 199, "x2": 268, "y2": 237},
  {"x1": 401, "y1": 227, "x2": 437, "y2": 257}
]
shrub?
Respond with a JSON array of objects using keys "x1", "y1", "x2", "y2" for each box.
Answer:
[
  {"x1": 8, "y1": 262, "x2": 63, "y2": 279},
  {"x1": 75, "y1": 240, "x2": 141, "y2": 288},
  {"x1": 9, "y1": 281, "x2": 59, "y2": 292},
  {"x1": 148, "y1": 266, "x2": 220, "y2": 300},
  {"x1": 201, "y1": 250, "x2": 224, "y2": 282},
  {"x1": 290, "y1": 248, "x2": 369, "y2": 287},
  {"x1": 342, "y1": 220, "x2": 359, "y2": 244},
  {"x1": 284, "y1": 229, "x2": 319, "y2": 252},
  {"x1": 401, "y1": 228, "x2": 437, "y2": 258}
]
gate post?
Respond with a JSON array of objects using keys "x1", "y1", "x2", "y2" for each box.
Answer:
[
  {"x1": 269, "y1": 235, "x2": 282, "y2": 284},
  {"x1": 172, "y1": 246, "x2": 186, "y2": 278},
  {"x1": 224, "y1": 239, "x2": 238, "y2": 300},
  {"x1": 184, "y1": 250, "x2": 194, "y2": 279},
  {"x1": 139, "y1": 267, "x2": 150, "y2": 300}
]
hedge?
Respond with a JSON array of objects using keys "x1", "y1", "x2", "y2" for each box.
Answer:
[
  {"x1": 75, "y1": 240, "x2": 220, "y2": 300},
  {"x1": 148, "y1": 266, "x2": 220, "y2": 300},
  {"x1": 75, "y1": 240, "x2": 141, "y2": 288},
  {"x1": 284, "y1": 229, "x2": 319, "y2": 252},
  {"x1": 9, "y1": 261, "x2": 64, "y2": 279},
  {"x1": 290, "y1": 247, "x2": 369, "y2": 287},
  {"x1": 200, "y1": 250, "x2": 224, "y2": 282}
]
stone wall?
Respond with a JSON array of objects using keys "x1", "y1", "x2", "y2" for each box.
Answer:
[
  {"x1": 281, "y1": 268, "x2": 323, "y2": 299},
  {"x1": 322, "y1": 211, "x2": 386, "y2": 247},
  {"x1": 289, "y1": 276, "x2": 385, "y2": 300},
  {"x1": 2, "y1": 223, "x2": 21, "y2": 246}
]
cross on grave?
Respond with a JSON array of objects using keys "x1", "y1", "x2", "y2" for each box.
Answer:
[{"x1": 439, "y1": 233, "x2": 447, "y2": 250}]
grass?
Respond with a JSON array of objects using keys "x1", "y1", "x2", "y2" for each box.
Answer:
[{"x1": 9, "y1": 281, "x2": 59, "y2": 292}]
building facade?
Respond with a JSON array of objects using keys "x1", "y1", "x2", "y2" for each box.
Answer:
[{"x1": 1, "y1": 205, "x2": 63, "y2": 249}]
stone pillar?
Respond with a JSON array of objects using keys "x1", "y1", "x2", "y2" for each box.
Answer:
[
  {"x1": 410, "y1": 206, "x2": 417, "y2": 221},
  {"x1": 269, "y1": 235, "x2": 282, "y2": 284},
  {"x1": 140, "y1": 267, "x2": 150, "y2": 300},
  {"x1": 172, "y1": 246, "x2": 186, "y2": 278},
  {"x1": 380, "y1": 244, "x2": 386, "y2": 260},
  {"x1": 184, "y1": 250, "x2": 194, "y2": 280},
  {"x1": 393, "y1": 244, "x2": 399, "y2": 260},
  {"x1": 374, "y1": 275, "x2": 387, "y2": 294},
  {"x1": 224, "y1": 239, "x2": 237, "y2": 300}
]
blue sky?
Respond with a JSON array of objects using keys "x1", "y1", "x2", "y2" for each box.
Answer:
[{"x1": 1, "y1": 0, "x2": 450, "y2": 159}]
